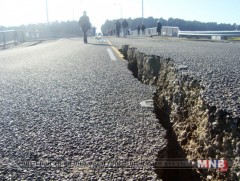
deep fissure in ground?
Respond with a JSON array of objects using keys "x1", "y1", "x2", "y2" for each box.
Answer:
[{"x1": 120, "y1": 45, "x2": 238, "y2": 180}]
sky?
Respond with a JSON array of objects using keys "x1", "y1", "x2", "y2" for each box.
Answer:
[{"x1": 0, "y1": 0, "x2": 239, "y2": 31}]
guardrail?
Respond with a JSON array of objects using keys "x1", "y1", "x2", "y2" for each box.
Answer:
[
  {"x1": 178, "y1": 31, "x2": 240, "y2": 40},
  {"x1": 0, "y1": 30, "x2": 18, "y2": 49},
  {"x1": 0, "y1": 30, "x2": 78, "y2": 49},
  {"x1": 130, "y1": 27, "x2": 158, "y2": 36}
]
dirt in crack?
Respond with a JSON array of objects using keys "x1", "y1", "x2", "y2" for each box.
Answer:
[
  {"x1": 153, "y1": 96, "x2": 201, "y2": 181},
  {"x1": 120, "y1": 45, "x2": 202, "y2": 180}
]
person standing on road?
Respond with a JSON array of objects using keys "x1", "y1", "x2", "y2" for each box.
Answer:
[
  {"x1": 115, "y1": 20, "x2": 121, "y2": 37},
  {"x1": 137, "y1": 24, "x2": 141, "y2": 35},
  {"x1": 79, "y1": 11, "x2": 91, "y2": 44},
  {"x1": 128, "y1": 28, "x2": 131, "y2": 35},
  {"x1": 157, "y1": 20, "x2": 162, "y2": 36},
  {"x1": 141, "y1": 24, "x2": 146, "y2": 35},
  {"x1": 122, "y1": 19, "x2": 129, "y2": 38},
  {"x1": 92, "y1": 26, "x2": 96, "y2": 37}
]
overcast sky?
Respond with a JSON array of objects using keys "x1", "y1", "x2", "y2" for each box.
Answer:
[{"x1": 0, "y1": 0, "x2": 239, "y2": 31}]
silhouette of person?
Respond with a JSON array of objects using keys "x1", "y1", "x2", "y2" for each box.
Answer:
[
  {"x1": 92, "y1": 26, "x2": 96, "y2": 36},
  {"x1": 115, "y1": 20, "x2": 121, "y2": 37},
  {"x1": 141, "y1": 24, "x2": 146, "y2": 35},
  {"x1": 157, "y1": 20, "x2": 162, "y2": 36},
  {"x1": 137, "y1": 24, "x2": 141, "y2": 35},
  {"x1": 122, "y1": 19, "x2": 129, "y2": 38},
  {"x1": 128, "y1": 28, "x2": 131, "y2": 35},
  {"x1": 79, "y1": 11, "x2": 91, "y2": 44}
]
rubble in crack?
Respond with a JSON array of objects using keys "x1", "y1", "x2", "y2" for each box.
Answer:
[
  {"x1": 122, "y1": 45, "x2": 240, "y2": 180},
  {"x1": 127, "y1": 47, "x2": 160, "y2": 85}
]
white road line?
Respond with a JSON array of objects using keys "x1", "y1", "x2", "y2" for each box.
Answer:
[{"x1": 107, "y1": 48, "x2": 117, "y2": 61}]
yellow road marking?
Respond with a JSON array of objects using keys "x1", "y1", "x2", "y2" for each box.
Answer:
[{"x1": 106, "y1": 40, "x2": 125, "y2": 61}]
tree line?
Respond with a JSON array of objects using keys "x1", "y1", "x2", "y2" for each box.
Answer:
[
  {"x1": 0, "y1": 17, "x2": 238, "y2": 36},
  {"x1": 101, "y1": 17, "x2": 238, "y2": 34},
  {"x1": 0, "y1": 21, "x2": 95, "y2": 37}
]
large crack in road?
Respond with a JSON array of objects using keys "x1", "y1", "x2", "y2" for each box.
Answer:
[{"x1": 121, "y1": 43, "x2": 239, "y2": 180}]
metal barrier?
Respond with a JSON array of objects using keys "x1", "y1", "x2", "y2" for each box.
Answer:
[
  {"x1": 130, "y1": 27, "x2": 158, "y2": 36},
  {"x1": 161, "y1": 26, "x2": 179, "y2": 36},
  {"x1": 129, "y1": 27, "x2": 240, "y2": 40},
  {"x1": 0, "y1": 30, "x2": 18, "y2": 49},
  {"x1": 0, "y1": 30, "x2": 78, "y2": 49},
  {"x1": 178, "y1": 31, "x2": 240, "y2": 40}
]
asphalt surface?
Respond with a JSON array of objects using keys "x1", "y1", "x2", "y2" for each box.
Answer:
[
  {"x1": 108, "y1": 36, "x2": 240, "y2": 118},
  {"x1": 0, "y1": 38, "x2": 166, "y2": 180}
]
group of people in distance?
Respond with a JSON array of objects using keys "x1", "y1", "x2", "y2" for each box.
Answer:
[
  {"x1": 116, "y1": 19, "x2": 162, "y2": 37},
  {"x1": 78, "y1": 11, "x2": 163, "y2": 43},
  {"x1": 115, "y1": 19, "x2": 130, "y2": 38},
  {"x1": 115, "y1": 19, "x2": 148, "y2": 37},
  {"x1": 115, "y1": 19, "x2": 162, "y2": 37},
  {"x1": 136, "y1": 24, "x2": 146, "y2": 35}
]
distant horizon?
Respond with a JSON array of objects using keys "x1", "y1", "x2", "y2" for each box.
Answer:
[{"x1": 1, "y1": 16, "x2": 238, "y2": 29}]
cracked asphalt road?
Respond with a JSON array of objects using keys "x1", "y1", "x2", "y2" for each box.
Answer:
[
  {"x1": 0, "y1": 38, "x2": 166, "y2": 180},
  {"x1": 108, "y1": 36, "x2": 240, "y2": 119}
]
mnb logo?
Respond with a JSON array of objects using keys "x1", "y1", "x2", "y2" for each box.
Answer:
[{"x1": 197, "y1": 160, "x2": 228, "y2": 172}]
